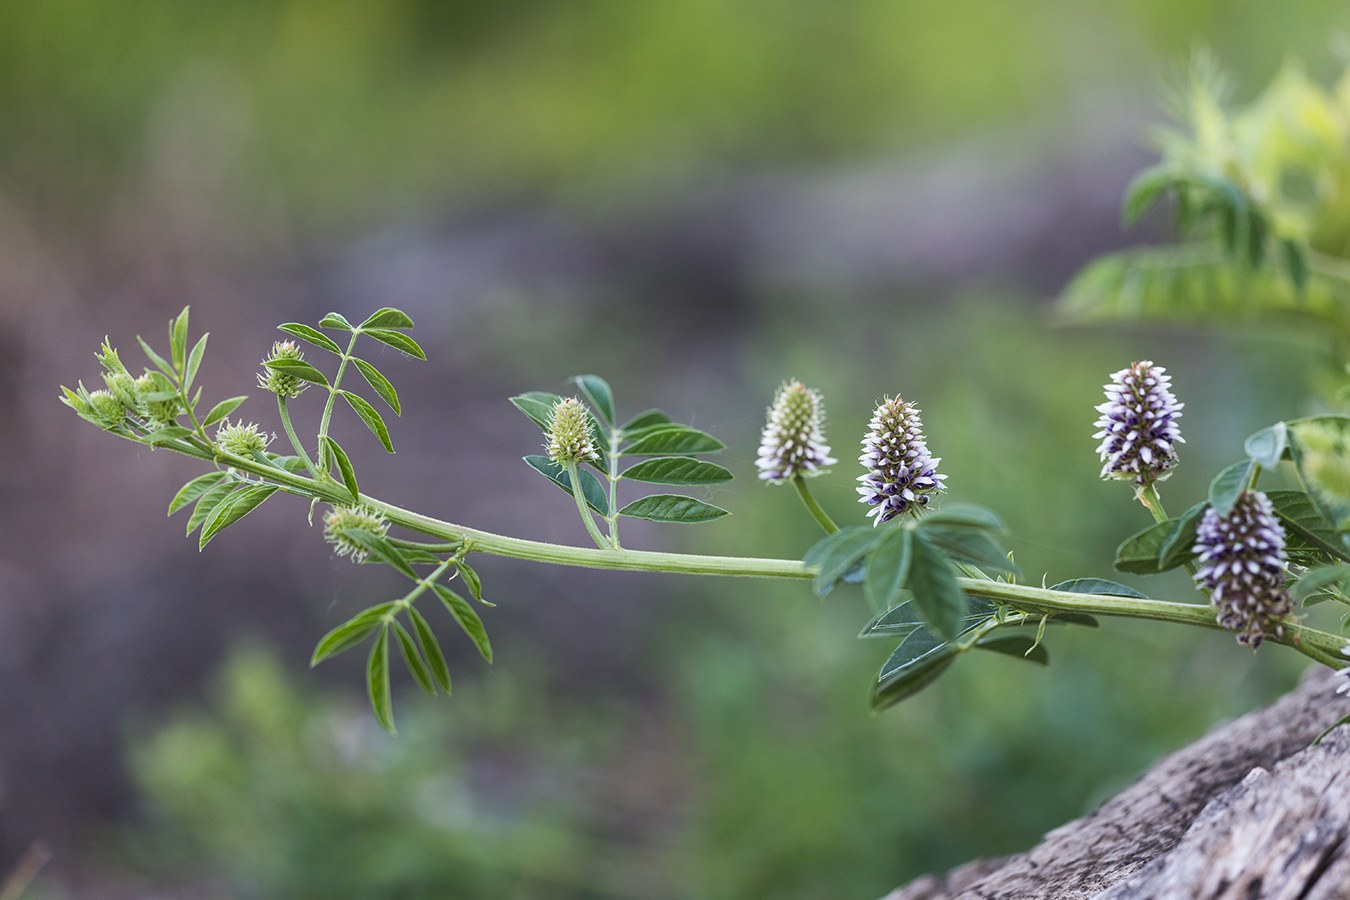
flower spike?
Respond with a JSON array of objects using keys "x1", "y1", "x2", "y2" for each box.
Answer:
[
  {"x1": 1192, "y1": 490, "x2": 1293, "y2": 648},
  {"x1": 546, "y1": 397, "x2": 600, "y2": 466},
  {"x1": 1093, "y1": 361, "x2": 1184, "y2": 487},
  {"x1": 756, "y1": 380, "x2": 837, "y2": 483},
  {"x1": 857, "y1": 396, "x2": 946, "y2": 524}
]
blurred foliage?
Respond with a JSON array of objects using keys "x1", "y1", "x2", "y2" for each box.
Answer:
[
  {"x1": 6, "y1": 0, "x2": 1350, "y2": 225},
  {"x1": 1062, "y1": 54, "x2": 1350, "y2": 367}
]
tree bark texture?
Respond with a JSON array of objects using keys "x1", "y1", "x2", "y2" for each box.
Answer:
[{"x1": 883, "y1": 668, "x2": 1350, "y2": 900}]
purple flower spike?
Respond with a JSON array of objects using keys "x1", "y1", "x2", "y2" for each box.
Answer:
[
  {"x1": 757, "y1": 380, "x2": 837, "y2": 483},
  {"x1": 857, "y1": 396, "x2": 946, "y2": 525},
  {"x1": 1192, "y1": 490, "x2": 1293, "y2": 648},
  {"x1": 1094, "y1": 361, "x2": 1184, "y2": 487}
]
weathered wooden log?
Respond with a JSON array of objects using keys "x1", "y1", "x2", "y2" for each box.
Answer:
[{"x1": 883, "y1": 668, "x2": 1350, "y2": 900}]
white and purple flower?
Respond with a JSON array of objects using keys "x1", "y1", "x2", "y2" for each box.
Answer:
[
  {"x1": 1094, "y1": 361, "x2": 1184, "y2": 487},
  {"x1": 1193, "y1": 490, "x2": 1293, "y2": 648},
  {"x1": 756, "y1": 380, "x2": 836, "y2": 483},
  {"x1": 857, "y1": 396, "x2": 946, "y2": 525}
]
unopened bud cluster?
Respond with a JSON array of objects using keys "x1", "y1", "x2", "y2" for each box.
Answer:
[
  {"x1": 217, "y1": 420, "x2": 272, "y2": 456},
  {"x1": 756, "y1": 380, "x2": 836, "y2": 483},
  {"x1": 546, "y1": 397, "x2": 599, "y2": 466},
  {"x1": 1192, "y1": 490, "x2": 1293, "y2": 648},
  {"x1": 1094, "y1": 361, "x2": 1184, "y2": 487},
  {"x1": 323, "y1": 505, "x2": 391, "y2": 563},
  {"x1": 258, "y1": 341, "x2": 308, "y2": 398},
  {"x1": 857, "y1": 397, "x2": 946, "y2": 524}
]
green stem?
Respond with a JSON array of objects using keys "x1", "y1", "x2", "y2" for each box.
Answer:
[
  {"x1": 158, "y1": 446, "x2": 1350, "y2": 670},
  {"x1": 793, "y1": 475, "x2": 839, "y2": 535},
  {"x1": 317, "y1": 331, "x2": 360, "y2": 449},
  {"x1": 278, "y1": 396, "x2": 323, "y2": 481},
  {"x1": 566, "y1": 460, "x2": 613, "y2": 550},
  {"x1": 1136, "y1": 482, "x2": 1170, "y2": 525}
]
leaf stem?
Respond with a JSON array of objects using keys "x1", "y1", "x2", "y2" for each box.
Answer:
[
  {"x1": 317, "y1": 331, "x2": 360, "y2": 455},
  {"x1": 278, "y1": 396, "x2": 323, "y2": 481},
  {"x1": 566, "y1": 460, "x2": 613, "y2": 550},
  {"x1": 793, "y1": 475, "x2": 839, "y2": 535}
]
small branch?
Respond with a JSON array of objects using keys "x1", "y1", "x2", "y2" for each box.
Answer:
[{"x1": 793, "y1": 475, "x2": 839, "y2": 535}]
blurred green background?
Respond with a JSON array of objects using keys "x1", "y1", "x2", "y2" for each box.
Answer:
[{"x1": 4, "y1": 2, "x2": 1350, "y2": 898}]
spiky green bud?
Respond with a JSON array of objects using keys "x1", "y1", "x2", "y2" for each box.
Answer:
[
  {"x1": 323, "y1": 505, "x2": 391, "y2": 563},
  {"x1": 136, "y1": 371, "x2": 181, "y2": 426},
  {"x1": 103, "y1": 371, "x2": 140, "y2": 411},
  {"x1": 87, "y1": 389, "x2": 127, "y2": 429},
  {"x1": 217, "y1": 420, "x2": 272, "y2": 456},
  {"x1": 546, "y1": 397, "x2": 599, "y2": 466},
  {"x1": 258, "y1": 341, "x2": 307, "y2": 398}
]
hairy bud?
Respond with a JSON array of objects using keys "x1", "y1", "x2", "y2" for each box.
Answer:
[
  {"x1": 87, "y1": 389, "x2": 127, "y2": 429},
  {"x1": 756, "y1": 380, "x2": 836, "y2": 483},
  {"x1": 323, "y1": 506, "x2": 391, "y2": 563},
  {"x1": 258, "y1": 341, "x2": 308, "y2": 398},
  {"x1": 217, "y1": 420, "x2": 272, "y2": 456},
  {"x1": 546, "y1": 397, "x2": 599, "y2": 466}
]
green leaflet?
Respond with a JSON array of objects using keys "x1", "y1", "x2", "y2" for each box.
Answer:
[
  {"x1": 362, "y1": 328, "x2": 426, "y2": 360},
  {"x1": 202, "y1": 395, "x2": 248, "y2": 427},
  {"x1": 278, "y1": 322, "x2": 344, "y2": 354},
  {"x1": 367, "y1": 627, "x2": 395, "y2": 734},
  {"x1": 616, "y1": 495, "x2": 729, "y2": 523},
  {"x1": 393, "y1": 621, "x2": 436, "y2": 695},
  {"x1": 434, "y1": 584, "x2": 493, "y2": 663},
  {"x1": 975, "y1": 635, "x2": 1049, "y2": 665},
  {"x1": 322, "y1": 436, "x2": 360, "y2": 502},
  {"x1": 408, "y1": 606, "x2": 452, "y2": 693},
  {"x1": 863, "y1": 527, "x2": 912, "y2": 614},
  {"x1": 311, "y1": 602, "x2": 396, "y2": 665},
  {"x1": 168, "y1": 472, "x2": 227, "y2": 516},
  {"x1": 620, "y1": 457, "x2": 733, "y2": 485},
  {"x1": 199, "y1": 485, "x2": 279, "y2": 550},
  {"x1": 621, "y1": 425, "x2": 725, "y2": 456},
  {"x1": 804, "y1": 527, "x2": 881, "y2": 597},
  {"x1": 351, "y1": 358, "x2": 400, "y2": 415},
  {"x1": 340, "y1": 390, "x2": 394, "y2": 452},
  {"x1": 572, "y1": 374, "x2": 615, "y2": 427},
  {"x1": 906, "y1": 531, "x2": 966, "y2": 640},
  {"x1": 523, "y1": 455, "x2": 609, "y2": 516},
  {"x1": 265, "y1": 358, "x2": 330, "y2": 387},
  {"x1": 1209, "y1": 459, "x2": 1255, "y2": 517},
  {"x1": 358, "y1": 308, "x2": 415, "y2": 330}
]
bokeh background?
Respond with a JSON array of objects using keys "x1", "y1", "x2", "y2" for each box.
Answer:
[{"x1": 4, "y1": 2, "x2": 1350, "y2": 898}]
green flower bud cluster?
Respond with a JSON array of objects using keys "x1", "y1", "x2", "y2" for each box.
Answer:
[
  {"x1": 323, "y1": 505, "x2": 391, "y2": 563},
  {"x1": 136, "y1": 371, "x2": 182, "y2": 426},
  {"x1": 258, "y1": 341, "x2": 308, "y2": 398},
  {"x1": 216, "y1": 420, "x2": 272, "y2": 456},
  {"x1": 546, "y1": 397, "x2": 599, "y2": 466}
]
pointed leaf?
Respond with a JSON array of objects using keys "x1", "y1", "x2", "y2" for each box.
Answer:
[
  {"x1": 265, "y1": 358, "x2": 330, "y2": 387},
  {"x1": 1245, "y1": 421, "x2": 1289, "y2": 470},
  {"x1": 318, "y1": 312, "x2": 354, "y2": 330},
  {"x1": 907, "y1": 531, "x2": 967, "y2": 640},
  {"x1": 860, "y1": 597, "x2": 995, "y2": 639},
  {"x1": 202, "y1": 395, "x2": 248, "y2": 427},
  {"x1": 1048, "y1": 578, "x2": 1147, "y2": 599},
  {"x1": 168, "y1": 472, "x2": 227, "y2": 516},
  {"x1": 321, "y1": 436, "x2": 360, "y2": 502},
  {"x1": 622, "y1": 425, "x2": 724, "y2": 456},
  {"x1": 1158, "y1": 501, "x2": 1206, "y2": 571},
  {"x1": 171, "y1": 307, "x2": 189, "y2": 374},
  {"x1": 917, "y1": 524, "x2": 1017, "y2": 574},
  {"x1": 362, "y1": 328, "x2": 426, "y2": 360},
  {"x1": 184, "y1": 333, "x2": 208, "y2": 393},
  {"x1": 872, "y1": 629, "x2": 959, "y2": 712},
  {"x1": 1209, "y1": 459, "x2": 1255, "y2": 518},
  {"x1": 523, "y1": 455, "x2": 609, "y2": 515},
  {"x1": 975, "y1": 635, "x2": 1049, "y2": 665},
  {"x1": 1267, "y1": 490, "x2": 1350, "y2": 564},
  {"x1": 572, "y1": 374, "x2": 615, "y2": 426},
  {"x1": 339, "y1": 390, "x2": 394, "y2": 452},
  {"x1": 1122, "y1": 164, "x2": 1176, "y2": 225},
  {"x1": 199, "y1": 485, "x2": 278, "y2": 549},
  {"x1": 511, "y1": 392, "x2": 563, "y2": 431},
  {"x1": 921, "y1": 504, "x2": 1006, "y2": 531},
  {"x1": 186, "y1": 480, "x2": 239, "y2": 536},
  {"x1": 145, "y1": 425, "x2": 193, "y2": 445},
  {"x1": 805, "y1": 527, "x2": 883, "y2": 597},
  {"x1": 408, "y1": 607, "x2": 451, "y2": 692},
  {"x1": 621, "y1": 409, "x2": 672, "y2": 435},
  {"x1": 455, "y1": 560, "x2": 484, "y2": 604},
  {"x1": 279, "y1": 323, "x2": 344, "y2": 354},
  {"x1": 865, "y1": 527, "x2": 913, "y2": 613},
  {"x1": 351, "y1": 358, "x2": 400, "y2": 415},
  {"x1": 434, "y1": 584, "x2": 493, "y2": 662},
  {"x1": 359, "y1": 308, "x2": 415, "y2": 330},
  {"x1": 1115, "y1": 510, "x2": 1203, "y2": 574},
  {"x1": 393, "y1": 621, "x2": 436, "y2": 695},
  {"x1": 311, "y1": 602, "x2": 395, "y2": 665},
  {"x1": 1291, "y1": 565, "x2": 1350, "y2": 604},
  {"x1": 367, "y1": 627, "x2": 395, "y2": 734},
  {"x1": 617, "y1": 494, "x2": 729, "y2": 523},
  {"x1": 137, "y1": 336, "x2": 175, "y2": 379},
  {"x1": 620, "y1": 457, "x2": 734, "y2": 485}
]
